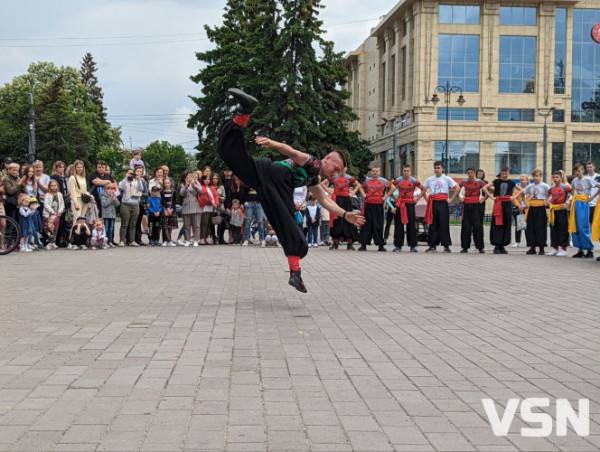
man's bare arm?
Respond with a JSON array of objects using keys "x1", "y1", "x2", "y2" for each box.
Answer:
[{"x1": 255, "y1": 137, "x2": 308, "y2": 166}]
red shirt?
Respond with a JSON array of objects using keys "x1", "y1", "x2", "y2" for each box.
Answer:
[
  {"x1": 363, "y1": 177, "x2": 389, "y2": 204},
  {"x1": 460, "y1": 179, "x2": 484, "y2": 203},
  {"x1": 394, "y1": 176, "x2": 420, "y2": 202},
  {"x1": 548, "y1": 184, "x2": 570, "y2": 204},
  {"x1": 331, "y1": 174, "x2": 356, "y2": 197}
]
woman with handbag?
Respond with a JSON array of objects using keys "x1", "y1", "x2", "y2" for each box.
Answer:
[{"x1": 67, "y1": 160, "x2": 91, "y2": 226}]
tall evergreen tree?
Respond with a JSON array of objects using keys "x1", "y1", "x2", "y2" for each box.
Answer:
[
  {"x1": 188, "y1": 0, "x2": 371, "y2": 176},
  {"x1": 80, "y1": 52, "x2": 107, "y2": 123}
]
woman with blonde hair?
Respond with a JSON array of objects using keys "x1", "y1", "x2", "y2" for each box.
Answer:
[{"x1": 67, "y1": 159, "x2": 90, "y2": 225}]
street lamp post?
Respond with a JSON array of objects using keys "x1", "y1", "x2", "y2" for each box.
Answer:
[
  {"x1": 382, "y1": 117, "x2": 397, "y2": 177},
  {"x1": 27, "y1": 81, "x2": 41, "y2": 164},
  {"x1": 430, "y1": 81, "x2": 466, "y2": 174},
  {"x1": 538, "y1": 107, "x2": 555, "y2": 183}
]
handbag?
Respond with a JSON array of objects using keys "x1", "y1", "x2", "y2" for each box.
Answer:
[
  {"x1": 75, "y1": 177, "x2": 91, "y2": 204},
  {"x1": 516, "y1": 213, "x2": 527, "y2": 231},
  {"x1": 211, "y1": 214, "x2": 222, "y2": 225}
]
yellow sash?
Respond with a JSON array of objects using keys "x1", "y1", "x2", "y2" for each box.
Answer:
[
  {"x1": 569, "y1": 194, "x2": 589, "y2": 234},
  {"x1": 524, "y1": 199, "x2": 545, "y2": 223},
  {"x1": 548, "y1": 204, "x2": 564, "y2": 226},
  {"x1": 592, "y1": 202, "x2": 600, "y2": 242}
]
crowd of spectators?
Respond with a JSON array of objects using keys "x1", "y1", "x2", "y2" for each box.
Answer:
[{"x1": 0, "y1": 152, "x2": 345, "y2": 252}]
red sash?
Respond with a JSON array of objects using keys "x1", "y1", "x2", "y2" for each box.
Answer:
[
  {"x1": 396, "y1": 198, "x2": 414, "y2": 224},
  {"x1": 493, "y1": 196, "x2": 512, "y2": 226},
  {"x1": 424, "y1": 194, "x2": 448, "y2": 225}
]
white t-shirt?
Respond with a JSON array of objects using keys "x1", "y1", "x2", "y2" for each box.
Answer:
[
  {"x1": 424, "y1": 175, "x2": 457, "y2": 195},
  {"x1": 572, "y1": 176, "x2": 596, "y2": 196},
  {"x1": 307, "y1": 205, "x2": 317, "y2": 219},
  {"x1": 294, "y1": 187, "x2": 307, "y2": 206},
  {"x1": 588, "y1": 173, "x2": 600, "y2": 206},
  {"x1": 524, "y1": 183, "x2": 551, "y2": 200}
]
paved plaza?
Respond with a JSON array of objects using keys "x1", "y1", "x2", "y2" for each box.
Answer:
[{"x1": 1, "y1": 226, "x2": 600, "y2": 451}]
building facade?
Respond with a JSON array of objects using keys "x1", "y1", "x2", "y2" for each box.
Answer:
[{"x1": 345, "y1": 0, "x2": 600, "y2": 180}]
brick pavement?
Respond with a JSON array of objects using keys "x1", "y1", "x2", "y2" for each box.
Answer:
[{"x1": 0, "y1": 226, "x2": 599, "y2": 451}]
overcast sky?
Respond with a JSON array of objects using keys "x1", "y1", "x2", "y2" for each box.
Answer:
[{"x1": 0, "y1": 0, "x2": 392, "y2": 153}]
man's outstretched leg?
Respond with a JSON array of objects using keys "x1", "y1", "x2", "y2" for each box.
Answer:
[{"x1": 217, "y1": 89, "x2": 261, "y2": 189}]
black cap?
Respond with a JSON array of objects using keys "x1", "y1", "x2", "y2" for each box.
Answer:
[
  {"x1": 3, "y1": 157, "x2": 13, "y2": 164},
  {"x1": 151, "y1": 186, "x2": 160, "y2": 191}
]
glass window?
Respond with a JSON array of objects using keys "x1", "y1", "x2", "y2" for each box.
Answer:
[
  {"x1": 500, "y1": 6, "x2": 537, "y2": 26},
  {"x1": 571, "y1": 9, "x2": 600, "y2": 123},
  {"x1": 438, "y1": 35, "x2": 480, "y2": 93},
  {"x1": 573, "y1": 143, "x2": 600, "y2": 167},
  {"x1": 434, "y1": 141, "x2": 480, "y2": 173},
  {"x1": 499, "y1": 36, "x2": 536, "y2": 93},
  {"x1": 437, "y1": 108, "x2": 479, "y2": 121},
  {"x1": 401, "y1": 47, "x2": 407, "y2": 101},
  {"x1": 552, "y1": 143, "x2": 565, "y2": 173},
  {"x1": 552, "y1": 109, "x2": 565, "y2": 122},
  {"x1": 391, "y1": 54, "x2": 396, "y2": 106},
  {"x1": 554, "y1": 9, "x2": 566, "y2": 94},
  {"x1": 495, "y1": 142, "x2": 537, "y2": 175},
  {"x1": 381, "y1": 61, "x2": 386, "y2": 112},
  {"x1": 439, "y1": 5, "x2": 480, "y2": 24},
  {"x1": 498, "y1": 109, "x2": 535, "y2": 121}
]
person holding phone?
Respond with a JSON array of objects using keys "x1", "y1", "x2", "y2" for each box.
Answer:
[{"x1": 118, "y1": 167, "x2": 144, "y2": 247}]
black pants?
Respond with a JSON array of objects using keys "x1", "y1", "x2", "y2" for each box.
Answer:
[
  {"x1": 331, "y1": 196, "x2": 354, "y2": 240},
  {"x1": 135, "y1": 203, "x2": 146, "y2": 244},
  {"x1": 461, "y1": 203, "x2": 484, "y2": 250},
  {"x1": 550, "y1": 209, "x2": 569, "y2": 248},
  {"x1": 513, "y1": 211, "x2": 522, "y2": 243},
  {"x1": 72, "y1": 231, "x2": 89, "y2": 247},
  {"x1": 428, "y1": 200, "x2": 451, "y2": 247},
  {"x1": 525, "y1": 206, "x2": 547, "y2": 248},
  {"x1": 394, "y1": 203, "x2": 417, "y2": 248},
  {"x1": 590, "y1": 206, "x2": 596, "y2": 225},
  {"x1": 360, "y1": 203, "x2": 384, "y2": 246},
  {"x1": 490, "y1": 201, "x2": 512, "y2": 247},
  {"x1": 149, "y1": 215, "x2": 161, "y2": 242},
  {"x1": 218, "y1": 120, "x2": 307, "y2": 258},
  {"x1": 384, "y1": 209, "x2": 394, "y2": 239}
]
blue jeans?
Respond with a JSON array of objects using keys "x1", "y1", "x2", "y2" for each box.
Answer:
[
  {"x1": 308, "y1": 223, "x2": 319, "y2": 244},
  {"x1": 104, "y1": 218, "x2": 115, "y2": 244},
  {"x1": 244, "y1": 202, "x2": 265, "y2": 241}
]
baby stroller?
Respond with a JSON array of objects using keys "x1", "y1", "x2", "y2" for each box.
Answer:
[{"x1": 415, "y1": 197, "x2": 429, "y2": 243}]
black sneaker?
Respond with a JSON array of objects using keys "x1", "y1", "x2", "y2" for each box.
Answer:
[
  {"x1": 425, "y1": 247, "x2": 436, "y2": 252},
  {"x1": 479, "y1": 249, "x2": 485, "y2": 254},
  {"x1": 358, "y1": 245, "x2": 367, "y2": 251},
  {"x1": 572, "y1": 251, "x2": 584, "y2": 258},
  {"x1": 228, "y1": 88, "x2": 258, "y2": 115},
  {"x1": 460, "y1": 249, "x2": 468, "y2": 253},
  {"x1": 329, "y1": 243, "x2": 338, "y2": 251},
  {"x1": 288, "y1": 270, "x2": 307, "y2": 293},
  {"x1": 493, "y1": 248, "x2": 501, "y2": 254},
  {"x1": 347, "y1": 244, "x2": 356, "y2": 251},
  {"x1": 500, "y1": 247, "x2": 508, "y2": 254},
  {"x1": 526, "y1": 248, "x2": 536, "y2": 255},
  {"x1": 538, "y1": 249, "x2": 545, "y2": 256},
  {"x1": 444, "y1": 247, "x2": 451, "y2": 253},
  {"x1": 584, "y1": 250, "x2": 594, "y2": 258},
  {"x1": 378, "y1": 245, "x2": 387, "y2": 252}
]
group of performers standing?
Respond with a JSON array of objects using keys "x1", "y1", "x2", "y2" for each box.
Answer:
[{"x1": 218, "y1": 87, "x2": 600, "y2": 293}]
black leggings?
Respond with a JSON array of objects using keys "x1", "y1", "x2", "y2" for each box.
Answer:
[{"x1": 217, "y1": 120, "x2": 308, "y2": 258}]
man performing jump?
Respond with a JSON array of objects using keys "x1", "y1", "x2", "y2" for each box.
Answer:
[{"x1": 218, "y1": 88, "x2": 365, "y2": 293}]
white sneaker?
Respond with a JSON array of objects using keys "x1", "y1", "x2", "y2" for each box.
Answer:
[
  {"x1": 103, "y1": 245, "x2": 109, "y2": 249},
  {"x1": 242, "y1": 240, "x2": 249, "y2": 246},
  {"x1": 67, "y1": 243, "x2": 73, "y2": 250},
  {"x1": 79, "y1": 245, "x2": 87, "y2": 250},
  {"x1": 261, "y1": 240, "x2": 266, "y2": 248},
  {"x1": 183, "y1": 241, "x2": 190, "y2": 247},
  {"x1": 169, "y1": 241, "x2": 177, "y2": 247},
  {"x1": 547, "y1": 249, "x2": 558, "y2": 256},
  {"x1": 193, "y1": 241, "x2": 199, "y2": 247},
  {"x1": 118, "y1": 241, "x2": 125, "y2": 247},
  {"x1": 556, "y1": 249, "x2": 567, "y2": 257},
  {"x1": 24, "y1": 246, "x2": 32, "y2": 253},
  {"x1": 91, "y1": 246, "x2": 96, "y2": 250},
  {"x1": 511, "y1": 242, "x2": 520, "y2": 248},
  {"x1": 162, "y1": 241, "x2": 167, "y2": 247},
  {"x1": 176, "y1": 240, "x2": 185, "y2": 246}
]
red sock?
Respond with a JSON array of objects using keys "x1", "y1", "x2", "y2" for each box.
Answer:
[
  {"x1": 555, "y1": 247, "x2": 559, "y2": 251},
  {"x1": 347, "y1": 239, "x2": 353, "y2": 244},
  {"x1": 562, "y1": 246, "x2": 567, "y2": 251},
  {"x1": 333, "y1": 238, "x2": 339, "y2": 244},
  {"x1": 287, "y1": 256, "x2": 300, "y2": 271},
  {"x1": 233, "y1": 114, "x2": 250, "y2": 127}
]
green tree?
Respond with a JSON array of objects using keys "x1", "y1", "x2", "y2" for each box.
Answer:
[
  {"x1": 188, "y1": 0, "x2": 366, "y2": 175},
  {"x1": 80, "y1": 52, "x2": 107, "y2": 124},
  {"x1": 143, "y1": 140, "x2": 190, "y2": 182}
]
